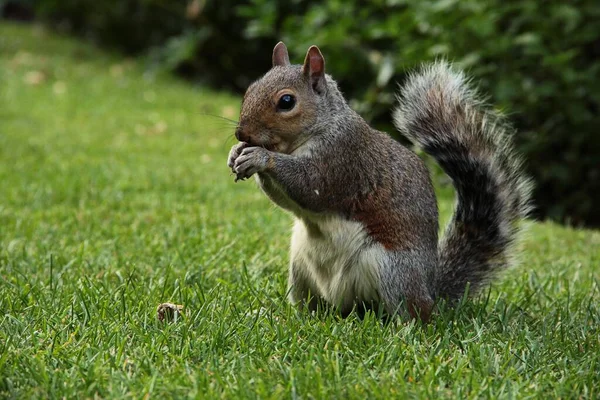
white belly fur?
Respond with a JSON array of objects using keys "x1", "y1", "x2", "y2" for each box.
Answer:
[{"x1": 290, "y1": 215, "x2": 384, "y2": 309}]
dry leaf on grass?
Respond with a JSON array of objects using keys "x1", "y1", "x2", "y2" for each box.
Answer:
[{"x1": 156, "y1": 303, "x2": 184, "y2": 322}]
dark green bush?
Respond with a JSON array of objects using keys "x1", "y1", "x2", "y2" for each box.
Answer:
[{"x1": 30, "y1": 0, "x2": 600, "y2": 227}]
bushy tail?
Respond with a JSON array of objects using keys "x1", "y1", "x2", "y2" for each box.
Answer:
[{"x1": 393, "y1": 61, "x2": 532, "y2": 301}]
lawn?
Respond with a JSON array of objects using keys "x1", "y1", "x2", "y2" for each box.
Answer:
[{"x1": 0, "y1": 22, "x2": 598, "y2": 399}]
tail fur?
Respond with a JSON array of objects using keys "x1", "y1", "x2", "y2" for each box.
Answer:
[{"x1": 393, "y1": 61, "x2": 532, "y2": 301}]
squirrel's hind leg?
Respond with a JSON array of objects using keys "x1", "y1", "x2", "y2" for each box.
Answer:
[
  {"x1": 378, "y1": 249, "x2": 436, "y2": 322},
  {"x1": 287, "y1": 260, "x2": 325, "y2": 312}
]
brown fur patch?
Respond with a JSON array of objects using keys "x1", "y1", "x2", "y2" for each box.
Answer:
[
  {"x1": 349, "y1": 190, "x2": 421, "y2": 251},
  {"x1": 266, "y1": 153, "x2": 276, "y2": 170}
]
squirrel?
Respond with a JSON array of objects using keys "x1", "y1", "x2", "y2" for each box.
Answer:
[{"x1": 227, "y1": 42, "x2": 531, "y2": 321}]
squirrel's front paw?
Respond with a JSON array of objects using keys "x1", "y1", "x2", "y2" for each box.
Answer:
[
  {"x1": 227, "y1": 142, "x2": 249, "y2": 172},
  {"x1": 233, "y1": 147, "x2": 272, "y2": 181}
]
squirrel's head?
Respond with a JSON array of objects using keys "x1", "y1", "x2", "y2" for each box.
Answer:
[{"x1": 236, "y1": 42, "x2": 339, "y2": 154}]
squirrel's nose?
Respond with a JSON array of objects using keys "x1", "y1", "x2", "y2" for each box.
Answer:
[{"x1": 235, "y1": 126, "x2": 247, "y2": 142}]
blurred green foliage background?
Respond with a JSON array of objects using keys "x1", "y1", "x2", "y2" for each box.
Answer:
[{"x1": 3, "y1": 0, "x2": 599, "y2": 227}]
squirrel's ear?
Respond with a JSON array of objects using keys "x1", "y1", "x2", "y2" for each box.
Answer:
[
  {"x1": 272, "y1": 42, "x2": 290, "y2": 67},
  {"x1": 302, "y1": 45, "x2": 326, "y2": 93}
]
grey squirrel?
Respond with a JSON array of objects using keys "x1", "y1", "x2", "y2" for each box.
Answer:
[{"x1": 227, "y1": 42, "x2": 531, "y2": 321}]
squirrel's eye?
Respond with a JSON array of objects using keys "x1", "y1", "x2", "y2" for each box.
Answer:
[{"x1": 277, "y1": 94, "x2": 296, "y2": 111}]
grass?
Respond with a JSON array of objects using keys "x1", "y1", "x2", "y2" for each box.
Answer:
[{"x1": 0, "y1": 22, "x2": 599, "y2": 399}]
